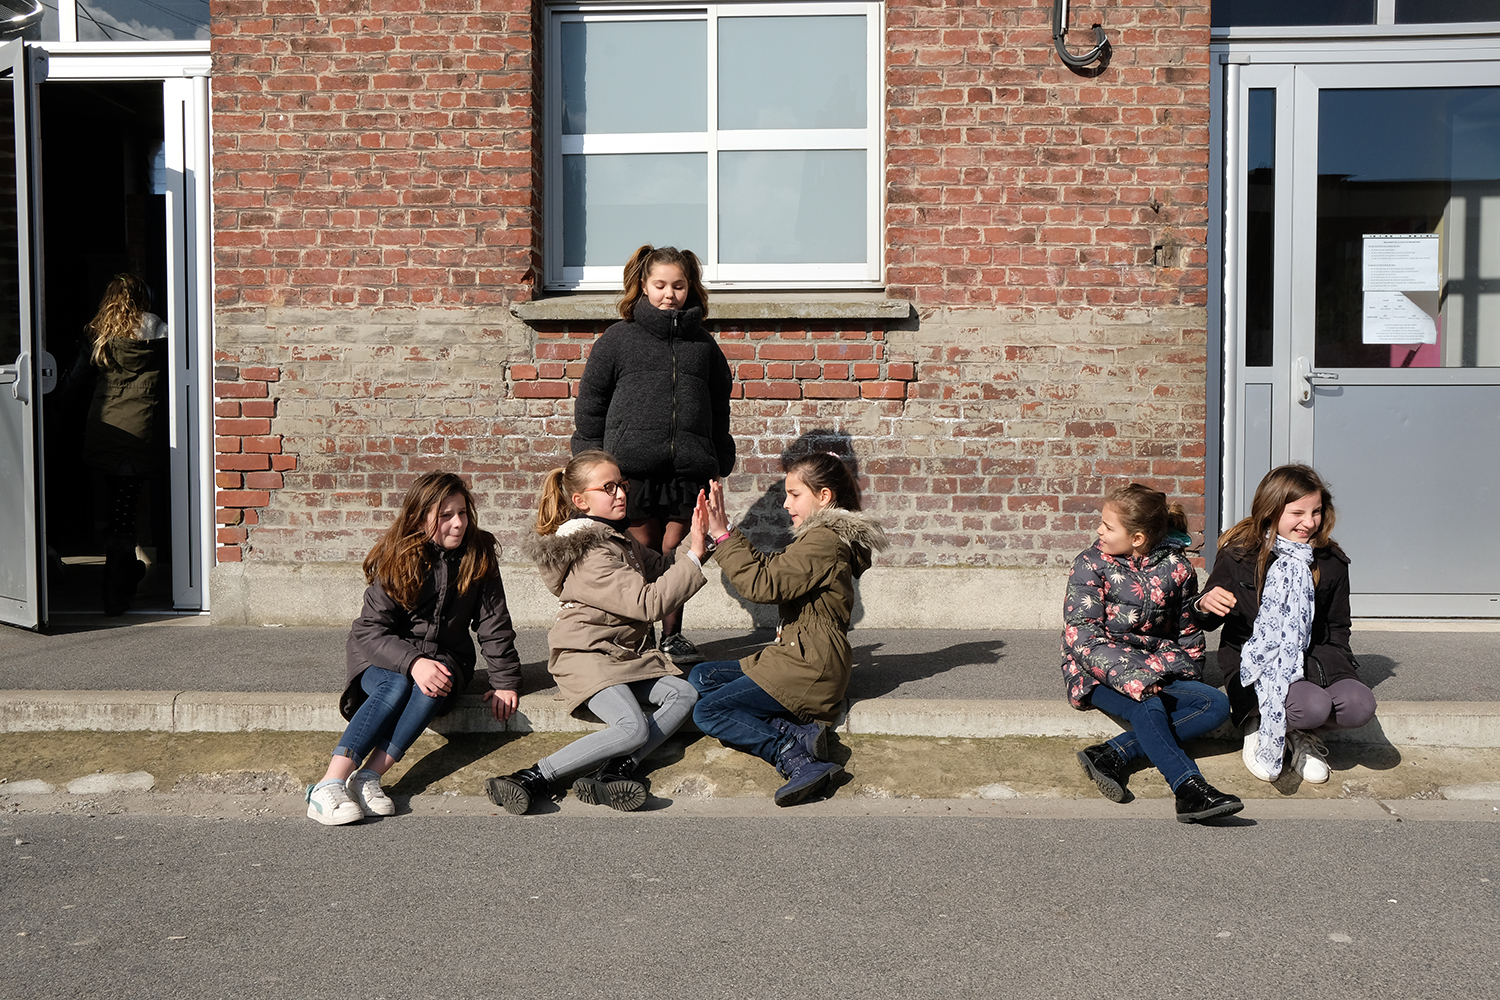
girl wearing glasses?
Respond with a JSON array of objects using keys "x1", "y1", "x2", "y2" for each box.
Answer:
[
  {"x1": 570, "y1": 245, "x2": 736, "y2": 668},
  {"x1": 487, "y1": 449, "x2": 710, "y2": 814}
]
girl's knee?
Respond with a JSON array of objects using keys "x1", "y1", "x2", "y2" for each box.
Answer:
[
  {"x1": 1331, "y1": 682, "x2": 1377, "y2": 729},
  {"x1": 1285, "y1": 685, "x2": 1334, "y2": 730}
]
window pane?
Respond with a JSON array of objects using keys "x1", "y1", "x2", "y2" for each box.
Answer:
[
  {"x1": 1316, "y1": 88, "x2": 1500, "y2": 367},
  {"x1": 0, "y1": 76, "x2": 17, "y2": 363},
  {"x1": 1245, "y1": 90, "x2": 1276, "y2": 368},
  {"x1": 1212, "y1": 0, "x2": 1373, "y2": 27},
  {"x1": 561, "y1": 20, "x2": 706, "y2": 135},
  {"x1": 77, "y1": 0, "x2": 209, "y2": 40},
  {"x1": 563, "y1": 153, "x2": 707, "y2": 268},
  {"x1": 719, "y1": 150, "x2": 865, "y2": 264},
  {"x1": 719, "y1": 16, "x2": 865, "y2": 130},
  {"x1": 1396, "y1": 0, "x2": 1500, "y2": 23}
]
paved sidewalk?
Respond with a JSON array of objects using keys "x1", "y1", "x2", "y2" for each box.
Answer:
[{"x1": 1, "y1": 618, "x2": 1497, "y2": 746}]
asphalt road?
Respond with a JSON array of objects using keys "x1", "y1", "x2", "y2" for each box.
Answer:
[
  {"x1": 2, "y1": 807, "x2": 1496, "y2": 999},
  {"x1": 2, "y1": 623, "x2": 1498, "y2": 703}
]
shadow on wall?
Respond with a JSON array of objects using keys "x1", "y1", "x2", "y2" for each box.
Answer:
[{"x1": 723, "y1": 429, "x2": 867, "y2": 629}]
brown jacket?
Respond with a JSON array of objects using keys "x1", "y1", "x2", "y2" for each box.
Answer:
[
  {"x1": 526, "y1": 518, "x2": 706, "y2": 719},
  {"x1": 715, "y1": 507, "x2": 888, "y2": 723}
]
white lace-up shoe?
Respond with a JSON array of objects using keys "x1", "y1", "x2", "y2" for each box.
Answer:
[
  {"x1": 306, "y1": 781, "x2": 363, "y2": 826},
  {"x1": 1241, "y1": 729, "x2": 1277, "y2": 782},
  {"x1": 1288, "y1": 731, "x2": 1331, "y2": 783},
  {"x1": 347, "y1": 769, "x2": 396, "y2": 816}
]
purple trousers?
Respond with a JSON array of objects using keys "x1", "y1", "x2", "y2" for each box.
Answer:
[{"x1": 1284, "y1": 678, "x2": 1377, "y2": 733}]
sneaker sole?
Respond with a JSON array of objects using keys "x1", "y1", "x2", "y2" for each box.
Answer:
[
  {"x1": 774, "y1": 765, "x2": 842, "y2": 807},
  {"x1": 572, "y1": 776, "x2": 648, "y2": 812},
  {"x1": 1077, "y1": 751, "x2": 1127, "y2": 803},
  {"x1": 486, "y1": 777, "x2": 532, "y2": 816},
  {"x1": 1176, "y1": 798, "x2": 1245, "y2": 824}
]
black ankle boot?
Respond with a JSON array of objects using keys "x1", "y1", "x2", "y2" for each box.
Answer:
[
  {"x1": 1077, "y1": 742, "x2": 1131, "y2": 803},
  {"x1": 486, "y1": 765, "x2": 552, "y2": 816},
  {"x1": 571, "y1": 757, "x2": 648, "y2": 812},
  {"x1": 102, "y1": 539, "x2": 145, "y2": 617},
  {"x1": 1174, "y1": 774, "x2": 1244, "y2": 824}
]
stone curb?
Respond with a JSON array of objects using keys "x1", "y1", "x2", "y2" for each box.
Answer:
[{"x1": 3, "y1": 691, "x2": 1500, "y2": 748}]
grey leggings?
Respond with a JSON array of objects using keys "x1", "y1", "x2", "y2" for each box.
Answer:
[{"x1": 537, "y1": 676, "x2": 698, "y2": 782}]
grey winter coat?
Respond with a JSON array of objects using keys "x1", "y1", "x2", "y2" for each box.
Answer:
[
  {"x1": 526, "y1": 517, "x2": 706, "y2": 720},
  {"x1": 570, "y1": 297, "x2": 735, "y2": 482},
  {"x1": 341, "y1": 543, "x2": 521, "y2": 721}
]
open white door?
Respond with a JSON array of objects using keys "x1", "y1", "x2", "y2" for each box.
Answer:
[{"x1": 0, "y1": 39, "x2": 45, "y2": 630}]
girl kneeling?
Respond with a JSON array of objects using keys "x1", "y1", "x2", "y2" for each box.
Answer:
[
  {"x1": 1193, "y1": 464, "x2": 1374, "y2": 784},
  {"x1": 486, "y1": 450, "x2": 708, "y2": 815},
  {"x1": 1063, "y1": 484, "x2": 1241, "y2": 823},
  {"x1": 692, "y1": 453, "x2": 888, "y2": 807},
  {"x1": 306, "y1": 472, "x2": 521, "y2": 826}
]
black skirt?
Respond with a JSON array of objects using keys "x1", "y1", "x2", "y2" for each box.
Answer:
[{"x1": 625, "y1": 470, "x2": 709, "y2": 522}]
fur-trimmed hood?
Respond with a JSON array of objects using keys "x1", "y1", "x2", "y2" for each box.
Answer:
[
  {"x1": 524, "y1": 518, "x2": 623, "y2": 594},
  {"x1": 794, "y1": 507, "x2": 888, "y2": 578}
]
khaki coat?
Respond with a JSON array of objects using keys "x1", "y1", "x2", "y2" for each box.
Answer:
[
  {"x1": 526, "y1": 518, "x2": 706, "y2": 719},
  {"x1": 714, "y1": 507, "x2": 887, "y2": 723}
]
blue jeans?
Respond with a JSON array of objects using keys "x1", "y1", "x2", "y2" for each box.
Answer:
[
  {"x1": 689, "y1": 660, "x2": 794, "y2": 765},
  {"x1": 333, "y1": 666, "x2": 444, "y2": 764},
  {"x1": 1086, "y1": 679, "x2": 1230, "y2": 791}
]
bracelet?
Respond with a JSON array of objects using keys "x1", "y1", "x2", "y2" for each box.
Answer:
[{"x1": 713, "y1": 529, "x2": 733, "y2": 545}]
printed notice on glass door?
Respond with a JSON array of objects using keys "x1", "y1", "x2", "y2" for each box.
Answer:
[{"x1": 1362, "y1": 234, "x2": 1440, "y2": 344}]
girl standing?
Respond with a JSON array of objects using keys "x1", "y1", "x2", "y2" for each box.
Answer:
[
  {"x1": 571, "y1": 245, "x2": 735, "y2": 666},
  {"x1": 305, "y1": 472, "x2": 521, "y2": 826},
  {"x1": 486, "y1": 450, "x2": 707, "y2": 815},
  {"x1": 692, "y1": 453, "x2": 888, "y2": 807},
  {"x1": 1193, "y1": 465, "x2": 1374, "y2": 784},
  {"x1": 80, "y1": 274, "x2": 168, "y2": 615},
  {"x1": 1063, "y1": 484, "x2": 1242, "y2": 823}
]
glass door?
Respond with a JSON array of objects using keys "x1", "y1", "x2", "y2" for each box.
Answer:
[{"x1": 1229, "y1": 60, "x2": 1500, "y2": 617}]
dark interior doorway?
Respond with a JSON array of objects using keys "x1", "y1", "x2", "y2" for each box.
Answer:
[{"x1": 39, "y1": 80, "x2": 171, "y2": 615}]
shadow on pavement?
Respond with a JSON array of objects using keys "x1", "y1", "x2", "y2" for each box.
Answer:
[{"x1": 848, "y1": 638, "x2": 1009, "y2": 699}]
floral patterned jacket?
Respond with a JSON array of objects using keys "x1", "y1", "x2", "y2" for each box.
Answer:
[{"x1": 1060, "y1": 537, "x2": 1204, "y2": 708}]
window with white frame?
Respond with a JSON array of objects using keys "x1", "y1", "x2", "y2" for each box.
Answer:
[{"x1": 545, "y1": 2, "x2": 883, "y2": 289}]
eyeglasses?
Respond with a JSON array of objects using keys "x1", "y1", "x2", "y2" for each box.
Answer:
[{"x1": 583, "y1": 480, "x2": 630, "y2": 498}]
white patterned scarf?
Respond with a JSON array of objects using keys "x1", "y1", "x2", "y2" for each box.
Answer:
[{"x1": 1239, "y1": 535, "x2": 1315, "y2": 779}]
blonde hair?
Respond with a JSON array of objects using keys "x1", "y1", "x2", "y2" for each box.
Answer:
[
  {"x1": 362, "y1": 472, "x2": 496, "y2": 610},
  {"x1": 535, "y1": 450, "x2": 620, "y2": 535},
  {"x1": 87, "y1": 274, "x2": 151, "y2": 369},
  {"x1": 1104, "y1": 483, "x2": 1189, "y2": 552},
  {"x1": 617, "y1": 245, "x2": 709, "y2": 321},
  {"x1": 1218, "y1": 464, "x2": 1338, "y2": 594}
]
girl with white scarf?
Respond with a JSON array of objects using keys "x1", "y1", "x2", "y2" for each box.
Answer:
[{"x1": 1193, "y1": 466, "x2": 1375, "y2": 783}]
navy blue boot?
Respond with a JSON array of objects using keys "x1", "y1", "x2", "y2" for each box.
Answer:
[{"x1": 772, "y1": 723, "x2": 842, "y2": 807}]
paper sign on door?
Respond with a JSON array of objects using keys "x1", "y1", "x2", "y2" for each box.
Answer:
[{"x1": 1361, "y1": 234, "x2": 1440, "y2": 345}]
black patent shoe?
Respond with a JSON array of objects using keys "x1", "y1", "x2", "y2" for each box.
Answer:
[
  {"x1": 571, "y1": 757, "x2": 648, "y2": 812},
  {"x1": 1077, "y1": 743, "x2": 1131, "y2": 803},
  {"x1": 486, "y1": 765, "x2": 552, "y2": 816},
  {"x1": 1174, "y1": 774, "x2": 1244, "y2": 824}
]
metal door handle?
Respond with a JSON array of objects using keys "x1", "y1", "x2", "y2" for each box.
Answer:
[
  {"x1": 1295, "y1": 356, "x2": 1339, "y2": 402},
  {"x1": 10, "y1": 353, "x2": 27, "y2": 402}
]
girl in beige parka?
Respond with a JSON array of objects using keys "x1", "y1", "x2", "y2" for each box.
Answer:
[{"x1": 486, "y1": 450, "x2": 710, "y2": 815}]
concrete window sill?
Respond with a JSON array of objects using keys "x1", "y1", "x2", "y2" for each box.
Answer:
[{"x1": 511, "y1": 292, "x2": 912, "y2": 323}]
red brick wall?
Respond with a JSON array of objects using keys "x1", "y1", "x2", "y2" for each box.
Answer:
[{"x1": 209, "y1": 0, "x2": 1212, "y2": 571}]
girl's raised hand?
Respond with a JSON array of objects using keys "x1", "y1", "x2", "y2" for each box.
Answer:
[
  {"x1": 689, "y1": 490, "x2": 709, "y2": 561},
  {"x1": 705, "y1": 480, "x2": 730, "y2": 538},
  {"x1": 1197, "y1": 586, "x2": 1237, "y2": 617},
  {"x1": 411, "y1": 657, "x2": 452, "y2": 698}
]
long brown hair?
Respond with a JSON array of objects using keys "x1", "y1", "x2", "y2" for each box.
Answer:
[
  {"x1": 362, "y1": 472, "x2": 496, "y2": 610},
  {"x1": 617, "y1": 244, "x2": 709, "y2": 320},
  {"x1": 87, "y1": 273, "x2": 151, "y2": 369},
  {"x1": 1104, "y1": 483, "x2": 1189, "y2": 551},
  {"x1": 535, "y1": 450, "x2": 619, "y2": 535},
  {"x1": 784, "y1": 451, "x2": 862, "y2": 511},
  {"x1": 1217, "y1": 464, "x2": 1338, "y2": 594}
]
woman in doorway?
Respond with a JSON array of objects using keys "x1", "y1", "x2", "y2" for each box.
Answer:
[{"x1": 81, "y1": 274, "x2": 168, "y2": 616}]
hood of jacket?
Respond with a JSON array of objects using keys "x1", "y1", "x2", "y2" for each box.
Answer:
[
  {"x1": 794, "y1": 506, "x2": 889, "y2": 577},
  {"x1": 632, "y1": 296, "x2": 705, "y2": 341},
  {"x1": 524, "y1": 518, "x2": 620, "y2": 596}
]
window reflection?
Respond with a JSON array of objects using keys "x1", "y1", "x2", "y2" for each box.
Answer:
[
  {"x1": 1245, "y1": 90, "x2": 1275, "y2": 367},
  {"x1": 77, "y1": 0, "x2": 208, "y2": 41}
]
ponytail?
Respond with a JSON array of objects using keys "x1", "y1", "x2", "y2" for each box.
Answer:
[
  {"x1": 1166, "y1": 501, "x2": 1188, "y2": 538},
  {"x1": 534, "y1": 450, "x2": 619, "y2": 535}
]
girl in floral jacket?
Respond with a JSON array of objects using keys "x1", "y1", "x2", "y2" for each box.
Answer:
[{"x1": 1062, "y1": 484, "x2": 1241, "y2": 823}]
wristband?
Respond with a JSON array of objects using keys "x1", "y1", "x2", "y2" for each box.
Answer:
[{"x1": 714, "y1": 529, "x2": 733, "y2": 545}]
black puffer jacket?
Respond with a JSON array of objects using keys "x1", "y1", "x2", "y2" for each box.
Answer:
[
  {"x1": 570, "y1": 298, "x2": 735, "y2": 482},
  {"x1": 1191, "y1": 544, "x2": 1358, "y2": 727}
]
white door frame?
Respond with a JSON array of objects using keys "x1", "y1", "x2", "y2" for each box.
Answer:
[{"x1": 35, "y1": 43, "x2": 214, "y2": 611}]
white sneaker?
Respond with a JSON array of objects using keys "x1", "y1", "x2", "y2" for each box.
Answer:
[
  {"x1": 1288, "y1": 731, "x2": 1331, "y2": 784},
  {"x1": 347, "y1": 769, "x2": 396, "y2": 816},
  {"x1": 306, "y1": 781, "x2": 363, "y2": 826},
  {"x1": 1241, "y1": 729, "x2": 1276, "y2": 782}
]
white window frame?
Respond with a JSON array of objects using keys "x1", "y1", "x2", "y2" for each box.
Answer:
[{"x1": 544, "y1": 1, "x2": 884, "y2": 290}]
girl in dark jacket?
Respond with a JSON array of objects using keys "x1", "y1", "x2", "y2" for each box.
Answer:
[
  {"x1": 1192, "y1": 465, "x2": 1374, "y2": 785},
  {"x1": 305, "y1": 472, "x2": 521, "y2": 826},
  {"x1": 571, "y1": 245, "x2": 735, "y2": 666},
  {"x1": 1063, "y1": 484, "x2": 1241, "y2": 823}
]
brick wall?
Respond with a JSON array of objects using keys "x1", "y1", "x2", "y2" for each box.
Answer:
[{"x1": 209, "y1": 0, "x2": 1212, "y2": 581}]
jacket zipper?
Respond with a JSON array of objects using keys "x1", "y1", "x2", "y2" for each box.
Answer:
[{"x1": 669, "y1": 312, "x2": 678, "y2": 461}]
